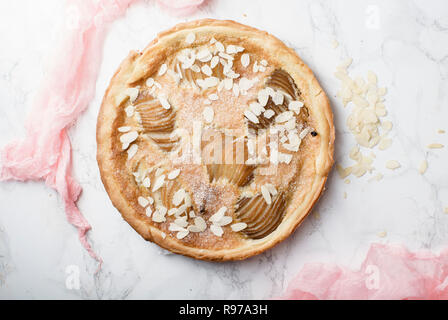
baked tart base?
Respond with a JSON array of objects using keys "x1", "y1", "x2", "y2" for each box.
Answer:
[{"x1": 97, "y1": 19, "x2": 334, "y2": 261}]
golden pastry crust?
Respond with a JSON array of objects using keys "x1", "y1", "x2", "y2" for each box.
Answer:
[{"x1": 97, "y1": 19, "x2": 334, "y2": 261}]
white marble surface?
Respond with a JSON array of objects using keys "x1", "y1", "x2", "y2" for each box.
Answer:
[{"x1": 1, "y1": 0, "x2": 448, "y2": 299}]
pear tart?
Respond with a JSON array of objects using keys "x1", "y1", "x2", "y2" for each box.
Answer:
[{"x1": 97, "y1": 19, "x2": 334, "y2": 261}]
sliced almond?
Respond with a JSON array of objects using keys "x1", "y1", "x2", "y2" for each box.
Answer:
[
  {"x1": 231, "y1": 223, "x2": 247, "y2": 232},
  {"x1": 210, "y1": 224, "x2": 224, "y2": 237},
  {"x1": 185, "y1": 32, "x2": 196, "y2": 44}
]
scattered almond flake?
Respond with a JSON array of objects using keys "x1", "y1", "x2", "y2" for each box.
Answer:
[
  {"x1": 174, "y1": 217, "x2": 188, "y2": 228},
  {"x1": 120, "y1": 131, "x2": 138, "y2": 150},
  {"x1": 203, "y1": 107, "x2": 214, "y2": 124},
  {"x1": 226, "y1": 45, "x2": 238, "y2": 54},
  {"x1": 241, "y1": 54, "x2": 250, "y2": 68},
  {"x1": 155, "y1": 167, "x2": 164, "y2": 176},
  {"x1": 124, "y1": 87, "x2": 139, "y2": 103},
  {"x1": 377, "y1": 231, "x2": 387, "y2": 238},
  {"x1": 336, "y1": 164, "x2": 352, "y2": 179},
  {"x1": 386, "y1": 160, "x2": 401, "y2": 170},
  {"x1": 147, "y1": 196, "x2": 154, "y2": 205},
  {"x1": 215, "y1": 216, "x2": 233, "y2": 227},
  {"x1": 158, "y1": 206, "x2": 167, "y2": 216},
  {"x1": 419, "y1": 160, "x2": 428, "y2": 175},
  {"x1": 160, "y1": 232, "x2": 166, "y2": 239},
  {"x1": 219, "y1": 51, "x2": 234, "y2": 61},
  {"x1": 138, "y1": 196, "x2": 149, "y2": 208},
  {"x1": 167, "y1": 169, "x2": 180, "y2": 180},
  {"x1": 265, "y1": 184, "x2": 278, "y2": 196},
  {"x1": 158, "y1": 96, "x2": 171, "y2": 110},
  {"x1": 201, "y1": 65, "x2": 213, "y2": 76},
  {"x1": 152, "y1": 174, "x2": 166, "y2": 192},
  {"x1": 190, "y1": 64, "x2": 201, "y2": 73},
  {"x1": 299, "y1": 127, "x2": 312, "y2": 139},
  {"x1": 258, "y1": 89, "x2": 269, "y2": 107},
  {"x1": 152, "y1": 210, "x2": 166, "y2": 223},
  {"x1": 184, "y1": 193, "x2": 192, "y2": 207},
  {"x1": 272, "y1": 91, "x2": 284, "y2": 105},
  {"x1": 146, "y1": 77, "x2": 155, "y2": 87},
  {"x1": 427, "y1": 143, "x2": 444, "y2": 149},
  {"x1": 142, "y1": 177, "x2": 151, "y2": 188},
  {"x1": 249, "y1": 102, "x2": 264, "y2": 116},
  {"x1": 208, "y1": 93, "x2": 219, "y2": 101},
  {"x1": 158, "y1": 64, "x2": 167, "y2": 76},
  {"x1": 332, "y1": 39, "x2": 339, "y2": 49},
  {"x1": 232, "y1": 83, "x2": 240, "y2": 97},
  {"x1": 185, "y1": 32, "x2": 196, "y2": 44},
  {"x1": 260, "y1": 59, "x2": 268, "y2": 67},
  {"x1": 209, "y1": 206, "x2": 227, "y2": 223},
  {"x1": 276, "y1": 111, "x2": 294, "y2": 123},
  {"x1": 167, "y1": 208, "x2": 177, "y2": 216},
  {"x1": 244, "y1": 110, "x2": 259, "y2": 124},
  {"x1": 204, "y1": 77, "x2": 219, "y2": 88},
  {"x1": 176, "y1": 230, "x2": 189, "y2": 239},
  {"x1": 145, "y1": 206, "x2": 153, "y2": 217},
  {"x1": 153, "y1": 81, "x2": 162, "y2": 89},
  {"x1": 223, "y1": 78, "x2": 233, "y2": 90},
  {"x1": 118, "y1": 126, "x2": 131, "y2": 133},
  {"x1": 210, "y1": 37, "x2": 217, "y2": 44},
  {"x1": 278, "y1": 152, "x2": 293, "y2": 164},
  {"x1": 288, "y1": 101, "x2": 304, "y2": 114},
  {"x1": 231, "y1": 222, "x2": 247, "y2": 232},
  {"x1": 187, "y1": 225, "x2": 202, "y2": 233},
  {"x1": 264, "y1": 109, "x2": 275, "y2": 119},
  {"x1": 261, "y1": 185, "x2": 272, "y2": 205},
  {"x1": 253, "y1": 61, "x2": 259, "y2": 73},
  {"x1": 217, "y1": 79, "x2": 225, "y2": 92},
  {"x1": 378, "y1": 138, "x2": 392, "y2": 150},
  {"x1": 125, "y1": 105, "x2": 135, "y2": 117},
  {"x1": 239, "y1": 77, "x2": 257, "y2": 93},
  {"x1": 169, "y1": 223, "x2": 186, "y2": 232},
  {"x1": 172, "y1": 188, "x2": 186, "y2": 206},
  {"x1": 127, "y1": 144, "x2": 138, "y2": 160},
  {"x1": 215, "y1": 41, "x2": 225, "y2": 52},
  {"x1": 210, "y1": 56, "x2": 220, "y2": 69},
  {"x1": 438, "y1": 129, "x2": 446, "y2": 134},
  {"x1": 210, "y1": 224, "x2": 224, "y2": 237},
  {"x1": 197, "y1": 48, "x2": 212, "y2": 62},
  {"x1": 194, "y1": 216, "x2": 207, "y2": 231},
  {"x1": 284, "y1": 119, "x2": 297, "y2": 131}
]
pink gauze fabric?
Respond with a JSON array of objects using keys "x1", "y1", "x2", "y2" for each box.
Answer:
[
  {"x1": 0, "y1": 0, "x2": 205, "y2": 265},
  {"x1": 156, "y1": 0, "x2": 205, "y2": 16},
  {"x1": 0, "y1": 0, "x2": 205, "y2": 264},
  {"x1": 278, "y1": 243, "x2": 448, "y2": 300},
  {"x1": 0, "y1": 0, "x2": 139, "y2": 265}
]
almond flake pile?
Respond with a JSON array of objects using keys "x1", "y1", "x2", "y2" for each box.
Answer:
[{"x1": 335, "y1": 58, "x2": 393, "y2": 180}]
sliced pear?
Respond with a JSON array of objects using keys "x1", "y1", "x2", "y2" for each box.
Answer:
[
  {"x1": 135, "y1": 99, "x2": 178, "y2": 152},
  {"x1": 204, "y1": 131, "x2": 255, "y2": 187},
  {"x1": 235, "y1": 192, "x2": 287, "y2": 239},
  {"x1": 267, "y1": 69, "x2": 300, "y2": 100}
]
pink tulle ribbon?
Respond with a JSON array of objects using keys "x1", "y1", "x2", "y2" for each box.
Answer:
[
  {"x1": 0, "y1": 0, "x2": 139, "y2": 265},
  {"x1": 0, "y1": 0, "x2": 205, "y2": 266},
  {"x1": 278, "y1": 243, "x2": 448, "y2": 300}
]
